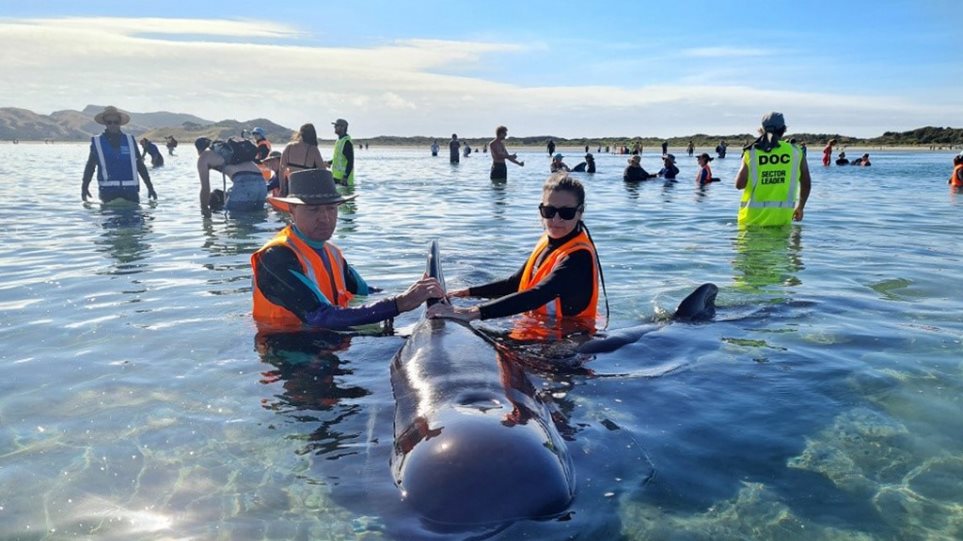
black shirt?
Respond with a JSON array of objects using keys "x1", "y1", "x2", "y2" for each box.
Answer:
[{"x1": 470, "y1": 226, "x2": 595, "y2": 320}]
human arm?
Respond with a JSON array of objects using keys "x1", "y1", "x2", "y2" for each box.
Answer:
[
  {"x1": 197, "y1": 151, "x2": 221, "y2": 216},
  {"x1": 343, "y1": 140, "x2": 354, "y2": 178},
  {"x1": 430, "y1": 251, "x2": 594, "y2": 321},
  {"x1": 82, "y1": 145, "x2": 97, "y2": 201},
  {"x1": 793, "y1": 159, "x2": 812, "y2": 221},
  {"x1": 735, "y1": 160, "x2": 749, "y2": 189},
  {"x1": 256, "y1": 246, "x2": 442, "y2": 329}
]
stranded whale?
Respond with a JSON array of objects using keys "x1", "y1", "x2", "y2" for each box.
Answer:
[
  {"x1": 390, "y1": 241, "x2": 575, "y2": 527},
  {"x1": 578, "y1": 283, "x2": 718, "y2": 354}
]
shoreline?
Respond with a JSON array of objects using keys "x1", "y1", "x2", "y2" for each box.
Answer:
[{"x1": 6, "y1": 140, "x2": 959, "y2": 153}]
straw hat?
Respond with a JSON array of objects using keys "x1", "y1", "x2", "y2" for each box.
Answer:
[
  {"x1": 270, "y1": 169, "x2": 356, "y2": 209},
  {"x1": 94, "y1": 105, "x2": 130, "y2": 126}
]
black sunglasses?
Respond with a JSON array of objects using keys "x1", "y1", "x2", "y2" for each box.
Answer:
[{"x1": 539, "y1": 203, "x2": 582, "y2": 220}]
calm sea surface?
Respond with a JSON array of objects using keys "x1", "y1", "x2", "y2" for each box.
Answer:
[{"x1": 1, "y1": 143, "x2": 961, "y2": 540}]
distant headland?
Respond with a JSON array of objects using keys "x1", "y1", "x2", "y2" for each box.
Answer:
[{"x1": 2, "y1": 105, "x2": 961, "y2": 149}]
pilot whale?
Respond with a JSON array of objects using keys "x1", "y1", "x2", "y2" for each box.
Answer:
[
  {"x1": 578, "y1": 283, "x2": 719, "y2": 354},
  {"x1": 390, "y1": 241, "x2": 575, "y2": 527}
]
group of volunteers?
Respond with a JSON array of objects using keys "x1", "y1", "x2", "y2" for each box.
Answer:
[
  {"x1": 249, "y1": 111, "x2": 811, "y2": 335},
  {"x1": 82, "y1": 105, "x2": 814, "y2": 336},
  {"x1": 81, "y1": 106, "x2": 356, "y2": 214}
]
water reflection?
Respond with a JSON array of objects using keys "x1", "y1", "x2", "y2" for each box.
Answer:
[
  {"x1": 93, "y1": 205, "x2": 153, "y2": 276},
  {"x1": 622, "y1": 180, "x2": 642, "y2": 200},
  {"x1": 201, "y1": 209, "x2": 269, "y2": 257},
  {"x1": 255, "y1": 330, "x2": 371, "y2": 459},
  {"x1": 490, "y1": 178, "x2": 508, "y2": 219},
  {"x1": 731, "y1": 226, "x2": 804, "y2": 295}
]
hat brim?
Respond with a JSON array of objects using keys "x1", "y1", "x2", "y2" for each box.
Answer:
[
  {"x1": 268, "y1": 193, "x2": 357, "y2": 212},
  {"x1": 94, "y1": 110, "x2": 131, "y2": 125}
]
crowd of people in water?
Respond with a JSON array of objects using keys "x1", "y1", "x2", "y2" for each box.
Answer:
[{"x1": 77, "y1": 104, "x2": 963, "y2": 338}]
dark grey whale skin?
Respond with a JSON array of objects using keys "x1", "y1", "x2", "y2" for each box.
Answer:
[
  {"x1": 390, "y1": 241, "x2": 575, "y2": 527},
  {"x1": 578, "y1": 283, "x2": 718, "y2": 355}
]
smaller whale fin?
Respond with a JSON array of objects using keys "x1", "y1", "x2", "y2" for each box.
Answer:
[{"x1": 425, "y1": 240, "x2": 447, "y2": 306}]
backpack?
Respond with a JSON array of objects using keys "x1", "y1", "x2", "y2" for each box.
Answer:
[{"x1": 211, "y1": 137, "x2": 259, "y2": 165}]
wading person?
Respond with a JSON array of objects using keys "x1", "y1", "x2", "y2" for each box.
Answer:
[
  {"x1": 489, "y1": 125, "x2": 524, "y2": 181},
  {"x1": 252, "y1": 169, "x2": 443, "y2": 331},
  {"x1": 428, "y1": 173, "x2": 601, "y2": 339},
  {"x1": 81, "y1": 105, "x2": 157, "y2": 204},
  {"x1": 734, "y1": 112, "x2": 811, "y2": 227}
]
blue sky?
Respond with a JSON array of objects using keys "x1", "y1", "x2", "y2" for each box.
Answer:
[{"x1": 2, "y1": 0, "x2": 960, "y2": 138}]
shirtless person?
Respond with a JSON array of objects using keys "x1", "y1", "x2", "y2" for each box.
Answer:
[{"x1": 489, "y1": 125, "x2": 524, "y2": 181}]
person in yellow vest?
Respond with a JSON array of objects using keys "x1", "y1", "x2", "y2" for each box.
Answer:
[
  {"x1": 326, "y1": 118, "x2": 355, "y2": 186},
  {"x1": 427, "y1": 173, "x2": 601, "y2": 336},
  {"x1": 251, "y1": 168, "x2": 443, "y2": 331},
  {"x1": 735, "y1": 112, "x2": 812, "y2": 227}
]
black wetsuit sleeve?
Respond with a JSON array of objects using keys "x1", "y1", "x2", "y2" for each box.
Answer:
[
  {"x1": 476, "y1": 250, "x2": 594, "y2": 320},
  {"x1": 468, "y1": 264, "x2": 525, "y2": 298},
  {"x1": 343, "y1": 140, "x2": 354, "y2": 178},
  {"x1": 82, "y1": 146, "x2": 97, "y2": 187},
  {"x1": 255, "y1": 245, "x2": 399, "y2": 330}
]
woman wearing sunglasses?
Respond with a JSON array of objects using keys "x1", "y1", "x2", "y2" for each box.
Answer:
[{"x1": 428, "y1": 173, "x2": 601, "y2": 334}]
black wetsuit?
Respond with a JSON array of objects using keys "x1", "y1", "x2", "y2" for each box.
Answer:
[
  {"x1": 468, "y1": 226, "x2": 594, "y2": 320},
  {"x1": 623, "y1": 165, "x2": 656, "y2": 182},
  {"x1": 449, "y1": 140, "x2": 460, "y2": 163},
  {"x1": 143, "y1": 142, "x2": 164, "y2": 167},
  {"x1": 255, "y1": 240, "x2": 396, "y2": 329}
]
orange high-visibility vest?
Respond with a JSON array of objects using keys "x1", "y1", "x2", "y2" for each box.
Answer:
[{"x1": 251, "y1": 225, "x2": 353, "y2": 329}]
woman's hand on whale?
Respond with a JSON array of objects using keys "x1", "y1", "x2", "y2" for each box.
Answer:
[{"x1": 427, "y1": 303, "x2": 480, "y2": 322}]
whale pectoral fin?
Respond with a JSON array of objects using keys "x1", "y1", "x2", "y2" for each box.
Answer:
[
  {"x1": 673, "y1": 283, "x2": 718, "y2": 322},
  {"x1": 576, "y1": 324, "x2": 661, "y2": 354}
]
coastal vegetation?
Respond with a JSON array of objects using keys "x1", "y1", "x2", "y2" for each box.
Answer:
[{"x1": 2, "y1": 106, "x2": 961, "y2": 149}]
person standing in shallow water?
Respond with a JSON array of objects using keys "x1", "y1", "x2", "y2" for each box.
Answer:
[
  {"x1": 427, "y1": 173, "x2": 600, "y2": 338},
  {"x1": 449, "y1": 134, "x2": 461, "y2": 164},
  {"x1": 822, "y1": 138, "x2": 837, "y2": 166},
  {"x1": 140, "y1": 138, "x2": 164, "y2": 168},
  {"x1": 251, "y1": 168, "x2": 444, "y2": 331},
  {"x1": 81, "y1": 105, "x2": 157, "y2": 204},
  {"x1": 489, "y1": 125, "x2": 524, "y2": 181},
  {"x1": 327, "y1": 119, "x2": 354, "y2": 186},
  {"x1": 735, "y1": 112, "x2": 811, "y2": 227}
]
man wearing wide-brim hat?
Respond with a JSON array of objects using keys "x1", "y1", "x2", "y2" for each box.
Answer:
[
  {"x1": 82, "y1": 105, "x2": 157, "y2": 203},
  {"x1": 251, "y1": 168, "x2": 443, "y2": 331},
  {"x1": 623, "y1": 153, "x2": 657, "y2": 182}
]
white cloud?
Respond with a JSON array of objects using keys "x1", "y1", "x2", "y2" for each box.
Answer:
[{"x1": 1, "y1": 17, "x2": 960, "y2": 138}]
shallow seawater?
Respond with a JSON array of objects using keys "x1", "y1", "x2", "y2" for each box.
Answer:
[{"x1": 0, "y1": 143, "x2": 961, "y2": 540}]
